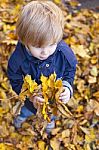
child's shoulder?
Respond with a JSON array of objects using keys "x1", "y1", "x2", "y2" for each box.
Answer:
[
  {"x1": 8, "y1": 41, "x2": 26, "y2": 72},
  {"x1": 57, "y1": 40, "x2": 78, "y2": 67}
]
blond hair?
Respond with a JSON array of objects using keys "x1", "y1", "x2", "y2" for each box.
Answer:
[{"x1": 16, "y1": 0, "x2": 64, "y2": 47}]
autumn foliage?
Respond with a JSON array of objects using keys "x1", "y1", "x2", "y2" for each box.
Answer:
[
  {"x1": 0, "y1": 0, "x2": 99, "y2": 150},
  {"x1": 19, "y1": 73, "x2": 72, "y2": 122}
]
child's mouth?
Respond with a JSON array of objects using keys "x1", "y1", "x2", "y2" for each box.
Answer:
[{"x1": 40, "y1": 56, "x2": 48, "y2": 60}]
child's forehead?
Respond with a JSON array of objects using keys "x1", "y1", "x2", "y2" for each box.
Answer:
[{"x1": 28, "y1": 43, "x2": 57, "y2": 48}]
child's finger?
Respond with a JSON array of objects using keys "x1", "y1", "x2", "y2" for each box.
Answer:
[
  {"x1": 60, "y1": 92, "x2": 66, "y2": 97},
  {"x1": 38, "y1": 93, "x2": 43, "y2": 97},
  {"x1": 60, "y1": 90, "x2": 68, "y2": 96},
  {"x1": 60, "y1": 87, "x2": 70, "y2": 96},
  {"x1": 36, "y1": 96, "x2": 45, "y2": 103},
  {"x1": 62, "y1": 99, "x2": 69, "y2": 104},
  {"x1": 59, "y1": 95, "x2": 69, "y2": 100}
]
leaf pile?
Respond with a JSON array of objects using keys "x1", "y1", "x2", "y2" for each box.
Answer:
[{"x1": 0, "y1": 0, "x2": 99, "y2": 149}]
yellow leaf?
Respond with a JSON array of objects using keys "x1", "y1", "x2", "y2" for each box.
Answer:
[
  {"x1": 0, "y1": 107, "x2": 9, "y2": 115},
  {"x1": 90, "y1": 56, "x2": 97, "y2": 64},
  {"x1": 0, "y1": 143, "x2": 7, "y2": 150},
  {"x1": 19, "y1": 75, "x2": 38, "y2": 101},
  {"x1": 90, "y1": 66, "x2": 98, "y2": 77},
  {"x1": 58, "y1": 101, "x2": 73, "y2": 116},
  {"x1": 49, "y1": 72, "x2": 56, "y2": 82},
  {"x1": 55, "y1": 87, "x2": 63, "y2": 102},
  {"x1": 69, "y1": 1, "x2": 79, "y2": 7},
  {"x1": 29, "y1": 80, "x2": 38, "y2": 93},
  {"x1": 42, "y1": 103, "x2": 46, "y2": 115},
  {"x1": 93, "y1": 91, "x2": 99, "y2": 98},
  {"x1": 38, "y1": 141, "x2": 46, "y2": 150},
  {"x1": 1, "y1": 82, "x2": 8, "y2": 90},
  {"x1": 84, "y1": 143, "x2": 91, "y2": 150},
  {"x1": 24, "y1": 75, "x2": 38, "y2": 93},
  {"x1": 55, "y1": 80, "x2": 63, "y2": 89},
  {"x1": 62, "y1": 129, "x2": 70, "y2": 138},
  {"x1": 88, "y1": 76, "x2": 96, "y2": 84},
  {"x1": 76, "y1": 105, "x2": 84, "y2": 113},
  {"x1": 19, "y1": 89, "x2": 30, "y2": 101},
  {"x1": 77, "y1": 80, "x2": 85, "y2": 93},
  {"x1": 41, "y1": 74, "x2": 48, "y2": 92},
  {"x1": 85, "y1": 128, "x2": 96, "y2": 143},
  {"x1": 0, "y1": 89, "x2": 7, "y2": 99},
  {"x1": 10, "y1": 132, "x2": 21, "y2": 139},
  {"x1": 89, "y1": 100, "x2": 99, "y2": 116},
  {"x1": 71, "y1": 45, "x2": 90, "y2": 58},
  {"x1": 51, "y1": 127, "x2": 61, "y2": 135},
  {"x1": 57, "y1": 103, "x2": 72, "y2": 118},
  {"x1": 45, "y1": 145, "x2": 49, "y2": 150},
  {"x1": 47, "y1": 78, "x2": 54, "y2": 89},
  {"x1": 40, "y1": 74, "x2": 48, "y2": 83},
  {"x1": 80, "y1": 126, "x2": 90, "y2": 134},
  {"x1": 50, "y1": 138, "x2": 60, "y2": 150},
  {"x1": 46, "y1": 89, "x2": 53, "y2": 99},
  {"x1": 52, "y1": 107, "x2": 58, "y2": 116},
  {"x1": 53, "y1": 0, "x2": 61, "y2": 4}
]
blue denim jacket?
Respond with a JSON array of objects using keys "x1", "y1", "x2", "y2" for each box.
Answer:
[{"x1": 7, "y1": 40, "x2": 78, "y2": 113}]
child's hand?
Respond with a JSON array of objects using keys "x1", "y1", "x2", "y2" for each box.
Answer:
[
  {"x1": 59, "y1": 87, "x2": 70, "y2": 104},
  {"x1": 30, "y1": 92, "x2": 45, "y2": 108},
  {"x1": 33, "y1": 95, "x2": 45, "y2": 103}
]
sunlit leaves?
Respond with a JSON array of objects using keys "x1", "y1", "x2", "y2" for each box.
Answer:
[
  {"x1": 19, "y1": 75, "x2": 38, "y2": 101},
  {"x1": 37, "y1": 140, "x2": 46, "y2": 150},
  {"x1": 50, "y1": 138, "x2": 60, "y2": 150},
  {"x1": 19, "y1": 73, "x2": 64, "y2": 121},
  {"x1": 0, "y1": 0, "x2": 99, "y2": 149}
]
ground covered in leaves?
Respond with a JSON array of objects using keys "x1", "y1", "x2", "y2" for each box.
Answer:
[{"x1": 0, "y1": 0, "x2": 99, "y2": 150}]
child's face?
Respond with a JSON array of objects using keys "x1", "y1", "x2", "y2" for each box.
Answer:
[{"x1": 27, "y1": 44, "x2": 57, "y2": 60}]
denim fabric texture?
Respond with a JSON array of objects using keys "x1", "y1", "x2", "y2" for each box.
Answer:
[
  {"x1": 20, "y1": 105, "x2": 34, "y2": 118},
  {"x1": 13, "y1": 105, "x2": 34, "y2": 128},
  {"x1": 14, "y1": 105, "x2": 56, "y2": 132}
]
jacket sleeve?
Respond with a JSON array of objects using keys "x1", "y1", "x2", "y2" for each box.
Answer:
[
  {"x1": 7, "y1": 55, "x2": 23, "y2": 95},
  {"x1": 58, "y1": 41, "x2": 78, "y2": 98},
  {"x1": 62, "y1": 57, "x2": 77, "y2": 98}
]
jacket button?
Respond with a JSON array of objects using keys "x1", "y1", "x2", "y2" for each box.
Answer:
[{"x1": 46, "y1": 64, "x2": 49, "y2": 67}]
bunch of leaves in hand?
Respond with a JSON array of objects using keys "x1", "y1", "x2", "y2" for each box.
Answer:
[
  {"x1": 19, "y1": 75, "x2": 40, "y2": 101},
  {"x1": 19, "y1": 73, "x2": 72, "y2": 121},
  {"x1": 40, "y1": 72, "x2": 64, "y2": 121}
]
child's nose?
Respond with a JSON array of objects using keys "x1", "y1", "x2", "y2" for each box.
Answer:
[{"x1": 41, "y1": 49, "x2": 48, "y2": 55}]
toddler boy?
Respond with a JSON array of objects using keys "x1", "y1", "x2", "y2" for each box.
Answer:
[{"x1": 7, "y1": 0, "x2": 78, "y2": 133}]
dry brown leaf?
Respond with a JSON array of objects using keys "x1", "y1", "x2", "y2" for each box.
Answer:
[{"x1": 50, "y1": 138, "x2": 60, "y2": 150}]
